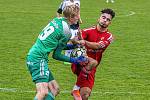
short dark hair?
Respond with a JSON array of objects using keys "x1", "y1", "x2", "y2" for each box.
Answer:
[{"x1": 101, "y1": 8, "x2": 115, "y2": 19}]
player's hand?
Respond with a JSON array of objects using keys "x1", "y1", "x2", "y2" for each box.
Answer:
[
  {"x1": 79, "y1": 40, "x2": 86, "y2": 46},
  {"x1": 99, "y1": 41, "x2": 109, "y2": 48},
  {"x1": 70, "y1": 56, "x2": 88, "y2": 66},
  {"x1": 77, "y1": 29, "x2": 83, "y2": 40},
  {"x1": 70, "y1": 37, "x2": 79, "y2": 44}
]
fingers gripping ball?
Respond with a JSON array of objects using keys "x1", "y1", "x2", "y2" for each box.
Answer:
[{"x1": 71, "y1": 47, "x2": 87, "y2": 58}]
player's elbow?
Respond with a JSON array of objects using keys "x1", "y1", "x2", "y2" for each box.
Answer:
[
  {"x1": 52, "y1": 53, "x2": 59, "y2": 60},
  {"x1": 92, "y1": 60, "x2": 98, "y2": 67},
  {"x1": 92, "y1": 45, "x2": 100, "y2": 50}
]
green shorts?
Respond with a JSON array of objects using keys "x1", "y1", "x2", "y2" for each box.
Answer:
[{"x1": 26, "y1": 55, "x2": 54, "y2": 83}]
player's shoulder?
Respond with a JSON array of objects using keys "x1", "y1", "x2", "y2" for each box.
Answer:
[
  {"x1": 106, "y1": 31, "x2": 113, "y2": 36},
  {"x1": 51, "y1": 17, "x2": 65, "y2": 29},
  {"x1": 105, "y1": 30, "x2": 114, "y2": 42},
  {"x1": 53, "y1": 17, "x2": 65, "y2": 21},
  {"x1": 52, "y1": 17, "x2": 62, "y2": 23}
]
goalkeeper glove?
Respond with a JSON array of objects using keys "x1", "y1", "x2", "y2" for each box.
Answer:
[{"x1": 70, "y1": 56, "x2": 88, "y2": 65}]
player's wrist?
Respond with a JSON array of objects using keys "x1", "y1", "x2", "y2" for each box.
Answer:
[
  {"x1": 84, "y1": 40, "x2": 87, "y2": 46},
  {"x1": 66, "y1": 44, "x2": 75, "y2": 49},
  {"x1": 70, "y1": 56, "x2": 88, "y2": 65},
  {"x1": 70, "y1": 57, "x2": 80, "y2": 64},
  {"x1": 79, "y1": 40, "x2": 86, "y2": 46}
]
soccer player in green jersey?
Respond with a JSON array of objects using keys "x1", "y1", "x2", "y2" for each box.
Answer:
[{"x1": 26, "y1": 5, "x2": 88, "y2": 100}]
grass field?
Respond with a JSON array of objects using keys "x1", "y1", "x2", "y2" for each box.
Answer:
[{"x1": 0, "y1": 0, "x2": 150, "y2": 100}]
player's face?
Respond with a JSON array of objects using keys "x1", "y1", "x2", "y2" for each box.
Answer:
[
  {"x1": 69, "y1": 12, "x2": 80, "y2": 24},
  {"x1": 98, "y1": 13, "x2": 112, "y2": 28}
]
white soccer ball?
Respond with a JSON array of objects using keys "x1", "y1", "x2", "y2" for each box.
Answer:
[{"x1": 71, "y1": 47, "x2": 87, "y2": 58}]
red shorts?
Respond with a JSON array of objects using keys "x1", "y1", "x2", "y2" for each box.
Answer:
[{"x1": 71, "y1": 64, "x2": 96, "y2": 90}]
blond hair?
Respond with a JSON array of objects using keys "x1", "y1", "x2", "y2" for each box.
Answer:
[{"x1": 63, "y1": 4, "x2": 79, "y2": 19}]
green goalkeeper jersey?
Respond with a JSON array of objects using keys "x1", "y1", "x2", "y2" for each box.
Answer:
[{"x1": 27, "y1": 17, "x2": 72, "y2": 62}]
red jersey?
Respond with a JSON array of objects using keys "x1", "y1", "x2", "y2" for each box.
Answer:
[
  {"x1": 82, "y1": 26, "x2": 113, "y2": 64},
  {"x1": 71, "y1": 26, "x2": 114, "y2": 89}
]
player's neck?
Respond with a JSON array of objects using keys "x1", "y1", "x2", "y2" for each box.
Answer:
[
  {"x1": 64, "y1": 17, "x2": 71, "y2": 25},
  {"x1": 97, "y1": 24, "x2": 107, "y2": 32}
]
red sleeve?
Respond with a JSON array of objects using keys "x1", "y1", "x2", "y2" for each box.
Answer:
[
  {"x1": 98, "y1": 33, "x2": 114, "y2": 49},
  {"x1": 81, "y1": 29, "x2": 88, "y2": 40}
]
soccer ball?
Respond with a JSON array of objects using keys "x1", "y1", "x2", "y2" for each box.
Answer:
[{"x1": 70, "y1": 47, "x2": 87, "y2": 58}]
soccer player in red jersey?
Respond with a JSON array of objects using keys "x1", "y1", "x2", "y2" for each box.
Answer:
[{"x1": 71, "y1": 8, "x2": 115, "y2": 100}]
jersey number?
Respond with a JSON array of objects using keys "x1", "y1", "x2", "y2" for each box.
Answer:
[{"x1": 39, "y1": 25, "x2": 54, "y2": 40}]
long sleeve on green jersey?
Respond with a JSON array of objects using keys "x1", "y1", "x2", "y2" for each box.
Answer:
[
  {"x1": 52, "y1": 44, "x2": 71, "y2": 62},
  {"x1": 52, "y1": 44, "x2": 88, "y2": 64},
  {"x1": 52, "y1": 38, "x2": 88, "y2": 64},
  {"x1": 52, "y1": 35, "x2": 72, "y2": 62},
  {"x1": 52, "y1": 42, "x2": 78, "y2": 62},
  {"x1": 64, "y1": 44, "x2": 77, "y2": 50}
]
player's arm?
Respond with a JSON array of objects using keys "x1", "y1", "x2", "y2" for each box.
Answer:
[
  {"x1": 52, "y1": 45, "x2": 70, "y2": 62},
  {"x1": 70, "y1": 38, "x2": 80, "y2": 44},
  {"x1": 80, "y1": 34, "x2": 114, "y2": 50},
  {"x1": 63, "y1": 38, "x2": 81, "y2": 50},
  {"x1": 52, "y1": 37, "x2": 88, "y2": 64},
  {"x1": 79, "y1": 40, "x2": 102, "y2": 49},
  {"x1": 63, "y1": 44, "x2": 78, "y2": 50},
  {"x1": 84, "y1": 40, "x2": 102, "y2": 49},
  {"x1": 77, "y1": 29, "x2": 83, "y2": 40},
  {"x1": 84, "y1": 39, "x2": 112, "y2": 50},
  {"x1": 52, "y1": 44, "x2": 88, "y2": 65}
]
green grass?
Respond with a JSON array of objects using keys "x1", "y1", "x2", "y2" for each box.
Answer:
[{"x1": 0, "y1": 0, "x2": 150, "y2": 99}]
